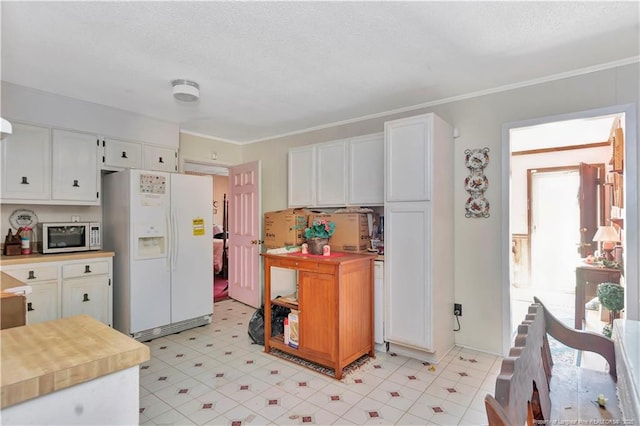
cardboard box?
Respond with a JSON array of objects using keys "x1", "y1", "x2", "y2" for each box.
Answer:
[
  {"x1": 264, "y1": 209, "x2": 310, "y2": 249},
  {"x1": 308, "y1": 213, "x2": 371, "y2": 252},
  {"x1": 1, "y1": 293, "x2": 26, "y2": 330}
]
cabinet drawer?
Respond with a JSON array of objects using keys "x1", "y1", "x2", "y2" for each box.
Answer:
[
  {"x1": 271, "y1": 258, "x2": 336, "y2": 274},
  {"x1": 4, "y1": 265, "x2": 58, "y2": 283},
  {"x1": 62, "y1": 261, "x2": 109, "y2": 278}
]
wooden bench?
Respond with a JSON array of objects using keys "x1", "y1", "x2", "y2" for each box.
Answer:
[{"x1": 485, "y1": 297, "x2": 621, "y2": 425}]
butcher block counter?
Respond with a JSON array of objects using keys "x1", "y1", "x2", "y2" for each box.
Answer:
[{"x1": 1, "y1": 314, "x2": 149, "y2": 423}]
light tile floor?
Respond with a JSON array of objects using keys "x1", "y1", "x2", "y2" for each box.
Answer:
[{"x1": 138, "y1": 299, "x2": 504, "y2": 425}]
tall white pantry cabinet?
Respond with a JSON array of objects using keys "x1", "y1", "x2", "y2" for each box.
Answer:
[{"x1": 383, "y1": 113, "x2": 455, "y2": 363}]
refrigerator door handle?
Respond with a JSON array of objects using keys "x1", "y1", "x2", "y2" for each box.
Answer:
[
  {"x1": 166, "y1": 212, "x2": 172, "y2": 271},
  {"x1": 172, "y1": 209, "x2": 179, "y2": 269}
]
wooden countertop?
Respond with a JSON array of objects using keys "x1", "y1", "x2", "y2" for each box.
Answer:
[
  {"x1": 1, "y1": 315, "x2": 149, "y2": 409},
  {"x1": 0, "y1": 250, "x2": 114, "y2": 266}
]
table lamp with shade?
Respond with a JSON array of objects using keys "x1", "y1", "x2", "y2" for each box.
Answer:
[{"x1": 592, "y1": 225, "x2": 620, "y2": 261}]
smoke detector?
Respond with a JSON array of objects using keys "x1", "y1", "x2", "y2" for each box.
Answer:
[{"x1": 171, "y1": 79, "x2": 200, "y2": 102}]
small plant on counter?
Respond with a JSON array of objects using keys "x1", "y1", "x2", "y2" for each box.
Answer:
[{"x1": 304, "y1": 218, "x2": 335, "y2": 240}]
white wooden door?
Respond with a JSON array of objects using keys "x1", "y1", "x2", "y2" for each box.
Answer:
[
  {"x1": 144, "y1": 145, "x2": 177, "y2": 172},
  {"x1": 0, "y1": 122, "x2": 51, "y2": 201},
  {"x1": 287, "y1": 146, "x2": 315, "y2": 207},
  {"x1": 228, "y1": 160, "x2": 261, "y2": 308},
  {"x1": 102, "y1": 138, "x2": 142, "y2": 170},
  {"x1": 349, "y1": 133, "x2": 384, "y2": 205},
  {"x1": 384, "y1": 114, "x2": 432, "y2": 202},
  {"x1": 384, "y1": 201, "x2": 433, "y2": 351},
  {"x1": 62, "y1": 276, "x2": 110, "y2": 325},
  {"x1": 26, "y1": 281, "x2": 58, "y2": 325},
  {"x1": 316, "y1": 140, "x2": 348, "y2": 206},
  {"x1": 51, "y1": 129, "x2": 99, "y2": 203}
]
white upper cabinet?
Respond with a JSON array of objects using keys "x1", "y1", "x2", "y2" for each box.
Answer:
[
  {"x1": 143, "y1": 145, "x2": 177, "y2": 172},
  {"x1": 288, "y1": 145, "x2": 316, "y2": 208},
  {"x1": 102, "y1": 138, "x2": 142, "y2": 170},
  {"x1": 348, "y1": 133, "x2": 384, "y2": 206},
  {"x1": 385, "y1": 115, "x2": 432, "y2": 202},
  {"x1": 1, "y1": 122, "x2": 51, "y2": 201},
  {"x1": 51, "y1": 129, "x2": 100, "y2": 204},
  {"x1": 287, "y1": 133, "x2": 384, "y2": 208},
  {"x1": 316, "y1": 140, "x2": 348, "y2": 206}
]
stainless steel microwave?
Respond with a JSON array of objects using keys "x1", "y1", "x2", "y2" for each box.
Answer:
[{"x1": 37, "y1": 222, "x2": 101, "y2": 254}]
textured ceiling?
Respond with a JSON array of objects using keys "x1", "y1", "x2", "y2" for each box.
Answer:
[{"x1": 1, "y1": 1, "x2": 639, "y2": 143}]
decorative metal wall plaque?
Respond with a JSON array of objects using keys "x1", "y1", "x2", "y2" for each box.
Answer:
[{"x1": 464, "y1": 148, "x2": 490, "y2": 218}]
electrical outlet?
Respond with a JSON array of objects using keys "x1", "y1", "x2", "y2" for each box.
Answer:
[
  {"x1": 454, "y1": 303, "x2": 462, "y2": 316},
  {"x1": 71, "y1": 215, "x2": 80, "y2": 222}
]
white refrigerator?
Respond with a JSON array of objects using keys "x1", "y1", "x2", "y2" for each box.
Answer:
[{"x1": 103, "y1": 169, "x2": 213, "y2": 341}]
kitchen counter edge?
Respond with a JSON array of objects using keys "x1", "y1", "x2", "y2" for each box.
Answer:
[{"x1": 0, "y1": 251, "x2": 115, "y2": 266}]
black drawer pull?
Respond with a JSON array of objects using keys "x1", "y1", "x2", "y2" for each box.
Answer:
[
  {"x1": 84, "y1": 265, "x2": 92, "y2": 273},
  {"x1": 27, "y1": 270, "x2": 36, "y2": 280},
  {"x1": 82, "y1": 293, "x2": 90, "y2": 302},
  {"x1": 73, "y1": 179, "x2": 80, "y2": 187},
  {"x1": 121, "y1": 151, "x2": 128, "y2": 159},
  {"x1": 21, "y1": 176, "x2": 30, "y2": 185},
  {"x1": 158, "y1": 156, "x2": 164, "y2": 163},
  {"x1": 27, "y1": 302, "x2": 34, "y2": 312}
]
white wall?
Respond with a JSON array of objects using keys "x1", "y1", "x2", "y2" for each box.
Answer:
[{"x1": 1, "y1": 82, "x2": 179, "y2": 147}]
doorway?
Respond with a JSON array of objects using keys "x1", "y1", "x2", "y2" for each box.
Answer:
[
  {"x1": 530, "y1": 168, "x2": 580, "y2": 293},
  {"x1": 504, "y1": 105, "x2": 637, "y2": 355}
]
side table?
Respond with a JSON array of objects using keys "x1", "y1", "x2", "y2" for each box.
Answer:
[{"x1": 575, "y1": 264, "x2": 621, "y2": 329}]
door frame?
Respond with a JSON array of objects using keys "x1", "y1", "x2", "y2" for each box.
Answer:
[{"x1": 501, "y1": 103, "x2": 638, "y2": 355}]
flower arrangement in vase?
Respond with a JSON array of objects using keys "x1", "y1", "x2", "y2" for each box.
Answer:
[{"x1": 304, "y1": 218, "x2": 335, "y2": 254}]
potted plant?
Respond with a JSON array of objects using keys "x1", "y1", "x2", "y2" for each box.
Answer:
[
  {"x1": 597, "y1": 282, "x2": 624, "y2": 337},
  {"x1": 304, "y1": 218, "x2": 336, "y2": 254}
]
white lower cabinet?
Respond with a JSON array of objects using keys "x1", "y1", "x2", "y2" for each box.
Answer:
[
  {"x1": 62, "y1": 276, "x2": 110, "y2": 325},
  {"x1": 0, "y1": 254, "x2": 113, "y2": 326},
  {"x1": 26, "y1": 281, "x2": 58, "y2": 324},
  {"x1": 61, "y1": 259, "x2": 111, "y2": 325}
]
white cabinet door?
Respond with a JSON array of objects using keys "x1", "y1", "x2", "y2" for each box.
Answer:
[
  {"x1": 26, "y1": 281, "x2": 58, "y2": 325},
  {"x1": 0, "y1": 122, "x2": 51, "y2": 201},
  {"x1": 384, "y1": 201, "x2": 432, "y2": 351},
  {"x1": 102, "y1": 138, "x2": 142, "y2": 170},
  {"x1": 62, "y1": 276, "x2": 110, "y2": 325},
  {"x1": 348, "y1": 133, "x2": 384, "y2": 205},
  {"x1": 288, "y1": 145, "x2": 316, "y2": 207},
  {"x1": 143, "y1": 145, "x2": 177, "y2": 172},
  {"x1": 51, "y1": 130, "x2": 100, "y2": 204},
  {"x1": 316, "y1": 140, "x2": 348, "y2": 206},
  {"x1": 385, "y1": 114, "x2": 432, "y2": 202}
]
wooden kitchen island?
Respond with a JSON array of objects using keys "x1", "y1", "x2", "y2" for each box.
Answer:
[
  {"x1": 1, "y1": 314, "x2": 149, "y2": 424},
  {"x1": 262, "y1": 251, "x2": 375, "y2": 380}
]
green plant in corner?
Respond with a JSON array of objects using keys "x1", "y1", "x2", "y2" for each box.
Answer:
[
  {"x1": 304, "y1": 218, "x2": 336, "y2": 240},
  {"x1": 597, "y1": 282, "x2": 624, "y2": 338}
]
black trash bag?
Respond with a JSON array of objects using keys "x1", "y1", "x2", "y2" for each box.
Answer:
[
  {"x1": 247, "y1": 302, "x2": 292, "y2": 345},
  {"x1": 271, "y1": 304, "x2": 291, "y2": 337},
  {"x1": 247, "y1": 306, "x2": 266, "y2": 345}
]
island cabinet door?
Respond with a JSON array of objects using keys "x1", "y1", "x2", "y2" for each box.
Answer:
[{"x1": 298, "y1": 271, "x2": 337, "y2": 363}]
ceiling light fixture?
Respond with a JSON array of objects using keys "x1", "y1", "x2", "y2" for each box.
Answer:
[{"x1": 171, "y1": 79, "x2": 200, "y2": 102}]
